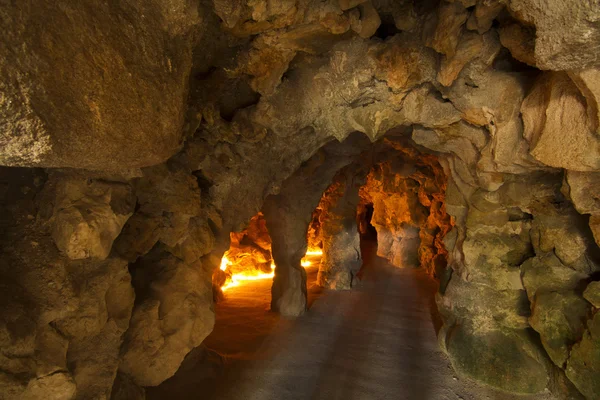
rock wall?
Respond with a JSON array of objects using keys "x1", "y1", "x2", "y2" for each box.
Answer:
[
  {"x1": 1, "y1": 0, "x2": 600, "y2": 398},
  {"x1": 0, "y1": 168, "x2": 136, "y2": 399}
]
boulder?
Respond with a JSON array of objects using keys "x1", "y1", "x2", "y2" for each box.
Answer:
[
  {"x1": 119, "y1": 251, "x2": 214, "y2": 387},
  {"x1": 371, "y1": 33, "x2": 438, "y2": 92},
  {"x1": 21, "y1": 372, "x2": 76, "y2": 400},
  {"x1": 521, "y1": 254, "x2": 589, "y2": 301},
  {"x1": 529, "y1": 291, "x2": 590, "y2": 367},
  {"x1": 522, "y1": 72, "x2": 600, "y2": 171},
  {"x1": 437, "y1": 31, "x2": 484, "y2": 87},
  {"x1": 425, "y1": 1, "x2": 469, "y2": 57},
  {"x1": 584, "y1": 281, "x2": 600, "y2": 308},
  {"x1": 0, "y1": 0, "x2": 200, "y2": 170},
  {"x1": 442, "y1": 323, "x2": 549, "y2": 394},
  {"x1": 566, "y1": 312, "x2": 600, "y2": 399},
  {"x1": 507, "y1": 0, "x2": 600, "y2": 70},
  {"x1": 466, "y1": 0, "x2": 505, "y2": 34},
  {"x1": 40, "y1": 172, "x2": 135, "y2": 260},
  {"x1": 498, "y1": 23, "x2": 537, "y2": 67}
]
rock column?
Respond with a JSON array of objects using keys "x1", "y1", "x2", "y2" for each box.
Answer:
[{"x1": 317, "y1": 169, "x2": 365, "y2": 289}]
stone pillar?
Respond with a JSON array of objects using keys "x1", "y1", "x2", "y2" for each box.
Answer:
[
  {"x1": 262, "y1": 198, "x2": 309, "y2": 317},
  {"x1": 317, "y1": 169, "x2": 364, "y2": 289},
  {"x1": 262, "y1": 134, "x2": 373, "y2": 315}
]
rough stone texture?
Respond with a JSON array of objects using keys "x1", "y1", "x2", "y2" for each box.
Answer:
[
  {"x1": 584, "y1": 281, "x2": 600, "y2": 308},
  {"x1": 529, "y1": 291, "x2": 590, "y2": 367},
  {"x1": 119, "y1": 248, "x2": 214, "y2": 387},
  {"x1": 437, "y1": 31, "x2": 484, "y2": 87},
  {"x1": 566, "y1": 312, "x2": 600, "y2": 400},
  {"x1": 317, "y1": 169, "x2": 364, "y2": 289},
  {"x1": 498, "y1": 22, "x2": 537, "y2": 67},
  {"x1": 41, "y1": 171, "x2": 135, "y2": 260},
  {"x1": 111, "y1": 163, "x2": 216, "y2": 387},
  {"x1": 569, "y1": 69, "x2": 600, "y2": 133},
  {"x1": 522, "y1": 72, "x2": 600, "y2": 171},
  {"x1": 466, "y1": 0, "x2": 505, "y2": 34},
  {"x1": 371, "y1": 33, "x2": 439, "y2": 92},
  {"x1": 350, "y1": 1, "x2": 381, "y2": 38},
  {"x1": 20, "y1": 372, "x2": 77, "y2": 400},
  {"x1": 110, "y1": 372, "x2": 146, "y2": 400},
  {"x1": 114, "y1": 164, "x2": 204, "y2": 263},
  {"x1": 425, "y1": 1, "x2": 469, "y2": 57},
  {"x1": 2, "y1": 0, "x2": 600, "y2": 397},
  {"x1": 0, "y1": 167, "x2": 137, "y2": 399},
  {"x1": 0, "y1": 0, "x2": 201, "y2": 170},
  {"x1": 430, "y1": 172, "x2": 576, "y2": 394},
  {"x1": 440, "y1": 323, "x2": 550, "y2": 394},
  {"x1": 507, "y1": 0, "x2": 600, "y2": 70}
]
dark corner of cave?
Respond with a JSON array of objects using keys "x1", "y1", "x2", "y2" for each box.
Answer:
[{"x1": 1, "y1": 1, "x2": 600, "y2": 400}]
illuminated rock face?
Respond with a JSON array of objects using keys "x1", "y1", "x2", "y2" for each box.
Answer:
[
  {"x1": 359, "y1": 148, "x2": 452, "y2": 277},
  {"x1": 1, "y1": 0, "x2": 600, "y2": 398}
]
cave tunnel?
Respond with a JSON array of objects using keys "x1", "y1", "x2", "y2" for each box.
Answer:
[
  {"x1": 2, "y1": 1, "x2": 600, "y2": 400},
  {"x1": 148, "y1": 134, "x2": 456, "y2": 400}
]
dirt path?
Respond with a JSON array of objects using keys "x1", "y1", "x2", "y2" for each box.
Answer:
[{"x1": 148, "y1": 243, "x2": 556, "y2": 400}]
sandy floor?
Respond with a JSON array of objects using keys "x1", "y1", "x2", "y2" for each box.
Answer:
[{"x1": 147, "y1": 242, "x2": 557, "y2": 400}]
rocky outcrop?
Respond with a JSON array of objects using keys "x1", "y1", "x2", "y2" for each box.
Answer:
[
  {"x1": 0, "y1": 0, "x2": 201, "y2": 170},
  {"x1": 114, "y1": 164, "x2": 216, "y2": 387},
  {"x1": 119, "y1": 248, "x2": 214, "y2": 387},
  {"x1": 0, "y1": 168, "x2": 135, "y2": 400},
  {"x1": 506, "y1": 0, "x2": 600, "y2": 70},
  {"x1": 522, "y1": 72, "x2": 600, "y2": 171},
  {"x1": 41, "y1": 171, "x2": 135, "y2": 260}
]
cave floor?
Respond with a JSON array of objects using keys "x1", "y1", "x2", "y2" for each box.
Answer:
[{"x1": 147, "y1": 242, "x2": 556, "y2": 400}]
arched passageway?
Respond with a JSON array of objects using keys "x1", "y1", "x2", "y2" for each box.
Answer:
[{"x1": 146, "y1": 137, "x2": 462, "y2": 399}]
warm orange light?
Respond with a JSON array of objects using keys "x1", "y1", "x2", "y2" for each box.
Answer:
[
  {"x1": 218, "y1": 247, "x2": 322, "y2": 292},
  {"x1": 220, "y1": 256, "x2": 231, "y2": 271},
  {"x1": 221, "y1": 270, "x2": 275, "y2": 292},
  {"x1": 305, "y1": 248, "x2": 323, "y2": 256}
]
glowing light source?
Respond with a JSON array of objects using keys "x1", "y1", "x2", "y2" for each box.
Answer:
[
  {"x1": 218, "y1": 247, "x2": 323, "y2": 292},
  {"x1": 305, "y1": 248, "x2": 323, "y2": 256},
  {"x1": 220, "y1": 256, "x2": 232, "y2": 271},
  {"x1": 221, "y1": 270, "x2": 276, "y2": 292}
]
